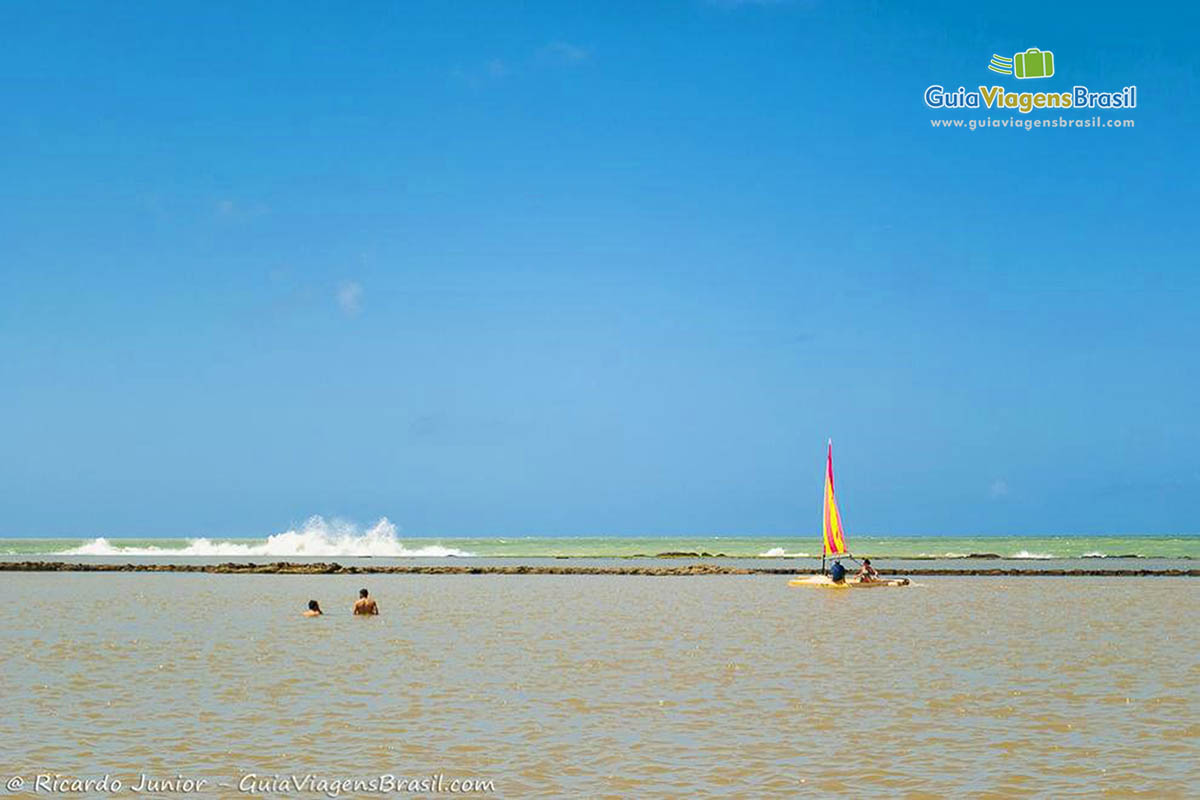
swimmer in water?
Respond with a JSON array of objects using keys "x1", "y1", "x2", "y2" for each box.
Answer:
[
  {"x1": 303, "y1": 600, "x2": 323, "y2": 617},
  {"x1": 353, "y1": 588, "x2": 379, "y2": 615}
]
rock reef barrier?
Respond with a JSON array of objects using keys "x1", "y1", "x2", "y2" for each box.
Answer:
[{"x1": 0, "y1": 561, "x2": 1196, "y2": 577}]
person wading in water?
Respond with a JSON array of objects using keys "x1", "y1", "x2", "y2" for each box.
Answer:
[{"x1": 353, "y1": 588, "x2": 379, "y2": 615}]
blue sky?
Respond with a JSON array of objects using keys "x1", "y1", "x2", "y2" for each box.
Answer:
[{"x1": 2, "y1": 0, "x2": 1197, "y2": 537}]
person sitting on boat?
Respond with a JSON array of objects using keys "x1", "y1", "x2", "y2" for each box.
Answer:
[
  {"x1": 858, "y1": 559, "x2": 879, "y2": 583},
  {"x1": 829, "y1": 560, "x2": 847, "y2": 583}
]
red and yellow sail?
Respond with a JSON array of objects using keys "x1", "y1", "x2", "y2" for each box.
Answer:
[{"x1": 822, "y1": 440, "x2": 847, "y2": 556}]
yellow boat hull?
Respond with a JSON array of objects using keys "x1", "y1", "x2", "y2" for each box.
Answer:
[{"x1": 788, "y1": 574, "x2": 910, "y2": 588}]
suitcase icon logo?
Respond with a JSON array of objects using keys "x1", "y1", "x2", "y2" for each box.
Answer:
[
  {"x1": 1014, "y1": 48, "x2": 1054, "y2": 79},
  {"x1": 987, "y1": 48, "x2": 1055, "y2": 79}
]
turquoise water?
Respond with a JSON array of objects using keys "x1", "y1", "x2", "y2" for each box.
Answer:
[{"x1": 1, "y1": 534, "x2": 1196, "y2": 559}]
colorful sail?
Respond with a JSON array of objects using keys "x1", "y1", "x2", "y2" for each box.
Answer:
[{"x1": 822, "y1": 440, "x2": 848, "y2": 556}]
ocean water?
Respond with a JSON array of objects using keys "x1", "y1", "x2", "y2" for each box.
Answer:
[
  {"x1": 1, "y1": 573, "x2": 1195, "y2": 797},
  {"x1": 0, "y1": 516, "x2": 1196, "y2": 561}
]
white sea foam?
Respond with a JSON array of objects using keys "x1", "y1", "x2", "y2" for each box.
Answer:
[
  {"x1": 1082, "y1": 551, "x2": 1107, "y2": 558},
  {"x1": 758, "y1": 547, "x2": 812, "y2": 558},
  {"x1": 1010, "y1": 550, "x2": 1055, "y2": 559},
  {"x1": 62, "y1": 517, "x2": 474, "y2": 558}
]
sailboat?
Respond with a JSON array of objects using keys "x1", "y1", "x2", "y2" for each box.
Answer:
[{"x1": 788, "y1": 441, "x2": 909, "y2": 588}]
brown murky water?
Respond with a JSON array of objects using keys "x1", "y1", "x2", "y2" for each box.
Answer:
[{"x1": 1, "y1": 574, "x2": 1196, "y2": 797}]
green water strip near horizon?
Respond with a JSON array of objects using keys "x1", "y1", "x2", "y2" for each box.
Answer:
[{"x1": 0, "y1": 535, "x2": 1197, "y2": 559}]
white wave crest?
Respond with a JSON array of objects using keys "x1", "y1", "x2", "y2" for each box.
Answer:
[
  {"x1": 758, "y1": 547, "x2": 812, "y2": 558},
  {"x1": 62, "y1": 517, "x2": 474, "y2": 558},
  {"x1": 1010, "y1": 550, "x2": 1054, "y2": 559}
]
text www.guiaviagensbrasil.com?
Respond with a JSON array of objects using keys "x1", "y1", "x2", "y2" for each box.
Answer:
[{"x1": 930, "y1": 116, "x2": 1134, "y2": 131}]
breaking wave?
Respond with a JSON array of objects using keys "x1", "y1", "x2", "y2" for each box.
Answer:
[
  {"x1": 757, "y1": 547, "x2": 812, "y2": 558},
  {"x1": 62, "y1": 517, "x2": 474, "y2": 558},
  {"x1": 1010, "y1": 550, "x2": 1055, "y2": 559}
]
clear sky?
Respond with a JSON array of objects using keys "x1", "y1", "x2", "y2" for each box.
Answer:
[{"x1": 2, "y1": 1, "x2": 1197, "y2": 538}]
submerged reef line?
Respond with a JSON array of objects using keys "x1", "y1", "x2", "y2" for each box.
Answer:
[{"x1": 0, "y1": 561, "x2": 1196, "y2": 577}]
